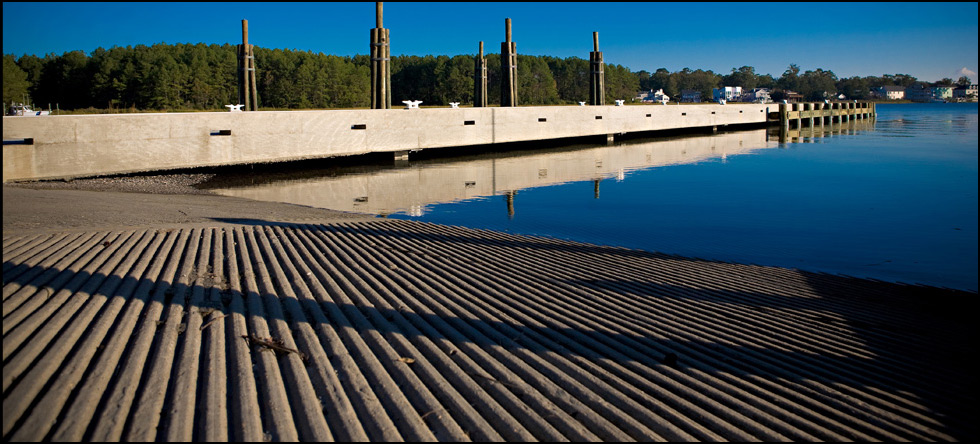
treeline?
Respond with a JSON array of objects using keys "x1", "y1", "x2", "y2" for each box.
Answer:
[
  {"x1": 3, "y1": 43, "x2": 637, "y2": 111},
  {"x1": 4, "y1": 43, "x2": 973, "y2": 111},
  {"x1": 639, "y1": 64, "x2": 973, "y2": 102}
]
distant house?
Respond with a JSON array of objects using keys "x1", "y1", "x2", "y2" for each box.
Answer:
[
  {"x1": 932, "y1": 86, "x2": 955, "y2": 101},
  {"x1": 874, "y1": 85, "x2": 906, "y2": 100},
  {"x1": 680, "y1": 89, "x2": 702, "y2": 103},
  {"x1": 905, "y1": 84, "x2": 932, "y2": 102},
  {"x1": 952, "y1": 84, "x2": 978, "y2": 100},
  {"x1": 742, "y1": 88, "x2": 772, "y2": 103},
  {"x1": 636, "y1": 89, "x2": 671, "y2": 103},
  {"x1": 781, "y1": 90, "x2": 803, "y2": 102},
  {"x1": 712, "y1": 86, "x2": 742, "y2": 102}
]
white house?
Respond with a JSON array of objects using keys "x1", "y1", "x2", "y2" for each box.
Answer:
[
  {"x1": 637, "y1": 89, "x2": 671, "y2": 103},
  {"x1": 742, "y1": 88, "x2": 771, "y2": 103},
  {"x1": 712, "y1": 86, "x2": 742, "y2": 102},
  {"x1": 874, "y1": 85, "x2": 906, "y2": 100}
]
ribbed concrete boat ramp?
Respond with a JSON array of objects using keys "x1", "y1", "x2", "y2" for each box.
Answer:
[{"x1": 2, "y1": 189, "x2": 974, "y2": 441}]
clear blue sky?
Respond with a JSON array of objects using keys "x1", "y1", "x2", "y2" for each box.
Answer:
[{"x1": 4, "y1": 2, "x2": 978, "y2": 83}]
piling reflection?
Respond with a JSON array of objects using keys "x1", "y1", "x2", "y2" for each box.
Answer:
[
  {"x1": 202, "y1": 130, "x2": 782, "y2": 216},
  {"x1": 773, "y1": 118, "x2": 875, "y2": 144}
]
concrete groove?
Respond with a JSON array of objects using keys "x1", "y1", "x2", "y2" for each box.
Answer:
[
  {"x1": 339, "y1": 220, "x2": 956, "y2": 441},
  {"x1": 296, "y1": 224, "x2": 588, "y2": 441},
  {"x1": 2, "y1": 233, "x2": 75, "y2": 279},
  {"x1": 336, "y1": 224, "x2": 742, "y2": 441},
  {"x1": 2, "y1": 232, "x2": 109, "y2": 322},
  {"x1": 400, "y1": 221, "x2": 967, "y2": 418},
  {"x1": 342, "y1": 223, "x2": 808, "y2": 441},
  {"x1": 414, "y1": 232, "x2": 936, "y2": 440},
  {"x1": 324, "y1": 225, "x2": 660, "y2": 440},
  {"x1": 274, "y1": 225, "x2": 509, "y2": 442},
  {"x1": 2, "y1": 220, "x2": 974, "y2": 442}
]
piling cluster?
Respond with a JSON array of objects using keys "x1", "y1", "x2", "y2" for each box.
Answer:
[
  {"x1": 370, "y1": 2, "x2": 392, "y2": 110},
  {"x1": 237, "y1": 3, "x2": 609, "y2": 110}
]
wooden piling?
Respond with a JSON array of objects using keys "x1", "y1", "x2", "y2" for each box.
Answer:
[
  {"x1": 474, "y1": 42, "x2": 488, "y2": 107},
  {"x1": 589, "y1": 32, "x2": 604, "y2": 106},
  {"x1": 371, "y1": 2, "x2": 391, "y2": 109},
  {"x1": 248, "y1": 44, "x2": 258, "y2": 111},
  {"x1": 500, "y1": 18, "x2": 518, "y2": 107},
  {"x1": 238, "y1": 20, "x2": 256, "y2": 111}
]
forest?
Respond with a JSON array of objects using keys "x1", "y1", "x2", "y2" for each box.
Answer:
[{"x1": 3, "y1": 43, "x2": 970, "y2": 112}]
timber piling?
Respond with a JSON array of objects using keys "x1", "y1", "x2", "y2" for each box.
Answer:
[
  {"x1": 589, "y1": 32, "x2": 604, "y2": 106},
  {"x1": 474, "y1": 42, "x2": 488, "y2": 108},
  {"x1": 500, "y1": 18, "x2": 518, "y2": 107},
  {"x1": 370, "y1": 2, "x2": 391, "y2": 110},
  {"x1": 237, "y1": 20, "x2": 258, "y2": 111}
]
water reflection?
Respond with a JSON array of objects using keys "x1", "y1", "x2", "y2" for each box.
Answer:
[
  {"x1": 202, "y1": 129, "x2": 781, "y2": 217},
  {"x1": 775, "y1": 118, "x2": 876, "y2": 144}
]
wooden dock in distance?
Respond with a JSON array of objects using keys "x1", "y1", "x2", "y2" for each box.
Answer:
[{"x1": 777, "y1": 101, "x2": 876, "y2": 128}]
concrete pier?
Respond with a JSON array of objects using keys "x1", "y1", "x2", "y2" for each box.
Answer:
[{"x1": 3, "y1": 103, "x2": 776, "y2": 183}]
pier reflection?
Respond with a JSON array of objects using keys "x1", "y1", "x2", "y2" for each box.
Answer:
[
  {"x1": 202, "y1": 130, "x2": 782, "y2": 216},
  {"x1": 773, "y1": 118, "x2": 875, "y2": 144}
]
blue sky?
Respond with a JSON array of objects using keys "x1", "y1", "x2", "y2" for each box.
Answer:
[{"x1": 4, "y1": 2, "x2": 978, "y2": 82}]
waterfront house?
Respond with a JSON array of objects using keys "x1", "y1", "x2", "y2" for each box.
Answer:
[
  {"x1": 932, "y1": 86, "x2": 955, "y2": 101},
  {"x1": 636, "y1": 89, "x2": 671, "y2": 103},
  {"x1": 905, "y1": 84, "x2": 933, "y2": 102},
  {"x1": 952, "y1": 84, "x2": 978, "y2": 101},
  {"x1": 680, "y1": 89, "x2": 702, "y2": 103},
  {"x1": 779, "y1": 90, "x2": 803, "y2": 103},
  {"x1": 742, "y1": 88, "x2": 772, "y2": 103},
  {"x1": 712, "y1": 86, "x2": 743, "y2": 102},
  {"x1": 873, "y1": 85, "x2": 906, "y2": 100}
]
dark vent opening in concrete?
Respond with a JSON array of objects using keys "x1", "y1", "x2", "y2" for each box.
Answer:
[
  {"x1": 464, "y1": 120, "x2": 476, "y2": 125},
  {"x1": 3, "y1": 138, "x2": 34, "y2": 145},
  {"x1": 351, "y1": 124, "x2": 368, "y2": 130},
  {"x1": 595, "y1": 116, "x2": 603, "y2": 120},
  {"x1": 209, "y1": 130, "x2": 232, "y2": 136},
  {"x1": 538, "y1": 118, "x2": 547, "y2": 122}
]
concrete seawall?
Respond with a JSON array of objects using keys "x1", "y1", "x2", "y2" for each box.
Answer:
[{"x1": 3, "y1": 104, "x2": 773, "y2": 182}]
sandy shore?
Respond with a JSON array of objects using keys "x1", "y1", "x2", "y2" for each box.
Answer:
[{"x1": 2, "y1": 181, "x2": 975, "y2": 441}]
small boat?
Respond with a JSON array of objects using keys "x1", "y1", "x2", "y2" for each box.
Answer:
[{"x1": 7, "y1": 103, "x2": 49, "y2": 116}]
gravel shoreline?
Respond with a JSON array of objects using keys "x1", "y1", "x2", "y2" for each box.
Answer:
[{"x1": 6, "y1": 172, "x2": 217, "y2": 195}]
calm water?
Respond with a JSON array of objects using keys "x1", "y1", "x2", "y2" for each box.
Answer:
[{"x1": 205, "y1": 103, "x2": 978, "y2": 291}]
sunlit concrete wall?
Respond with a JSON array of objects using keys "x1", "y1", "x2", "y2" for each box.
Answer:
[{"x1": 2, "y1": 104, "x2": 772, "y2": 182}]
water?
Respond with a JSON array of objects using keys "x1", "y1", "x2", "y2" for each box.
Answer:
[{"x1": 204, "y1": 103, "x2": 978, "y2": 291}]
